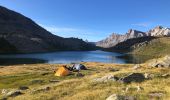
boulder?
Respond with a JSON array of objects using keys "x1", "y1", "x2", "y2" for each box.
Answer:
[
  {"x1": 6, "y1": 90, "x2": 23, "y2": 97},
  {"x1": 94, "y1": 75, "x2": 119, "y2": 82},
  {"x1": 133, "y1": 64, "x2": 141, "y2": 70},
  {"x1": 119, "y1": 73, "x2": 145, "y2": 83},
  {"x1": 148, "y1": 92, "x2": 164, "y2": 99},
  {"x1": 149, "y1": 55, "x2": 170, "y2": 68},
  {"x1": 31, "y1": 86, "x2": 50, "y2": 94},
  {"x1": 106, "y1": 94, "x2": 136, "y2": 100},
  {"x1": 1, "y1": 89, "x2": 9, "y2": 94},
  {"x1": 161, "y1": 74, "x2": 170, "y2": 78},
  {"x1": 18, "y1": 86, "x2": 29, "y2": 90}
]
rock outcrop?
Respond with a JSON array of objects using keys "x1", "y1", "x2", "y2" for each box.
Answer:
[
  {"x1": 96, "y1": 29, "x2": 146, "y2": 48},
  {"x1": 119, "y1": 73, "x2": 145, "y2": 83},
  {"x1": 148, "y1": 55, "x2": 170, "y2": 68},
  {"x1": 147, "y1": 26, "x2": 170, "y2": 36},
  {"x1": 106, "y1": 94, "x2": 136, "y2": 100},
  {"x1": 96, "y1": 26, "x2": 170, "y2": 48}
]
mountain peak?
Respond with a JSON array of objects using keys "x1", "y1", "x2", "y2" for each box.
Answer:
[{"x1": 154, "y1": 26, "x2": 163, "y2": 29}]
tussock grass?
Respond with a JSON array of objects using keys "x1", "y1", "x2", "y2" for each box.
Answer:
[{"x1": 0, "y1": 62, "x2": 169, "y2": 100}]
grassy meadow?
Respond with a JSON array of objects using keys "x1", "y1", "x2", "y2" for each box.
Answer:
[{"x1": 0, "y1": 62, "x2": 170, "y2": 100}]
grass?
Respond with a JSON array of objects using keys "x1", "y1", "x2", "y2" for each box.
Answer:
[
  {"x1": 132, "y1": 37, "x2": 170, "y2": 58},
  {"x1": 0, "y1": 62, "x2": 170, "y2": 100}
]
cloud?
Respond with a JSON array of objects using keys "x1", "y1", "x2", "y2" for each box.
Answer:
[
  {"x1": 132, "y1": 22, "x2": 151, "y2": 27},
  {"x1": 38, "y1": 24, "x2": 104, "y2": 42},
  {"x1": 39, "y1": 24, "x2": 81, "y2": 34}
]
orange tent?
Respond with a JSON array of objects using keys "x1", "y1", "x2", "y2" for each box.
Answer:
[{"x1": 55, "y1": 66, "x2": 70, "y2": 76}]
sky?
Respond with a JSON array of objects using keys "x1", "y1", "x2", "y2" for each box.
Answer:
[{"x1": 0, "y1": 0, "x2": 170, "y2": 42}]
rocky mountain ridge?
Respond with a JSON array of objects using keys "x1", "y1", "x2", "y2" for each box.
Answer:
[{"x1": 96, "y1": 26, "x2": 170, "y2": 48}]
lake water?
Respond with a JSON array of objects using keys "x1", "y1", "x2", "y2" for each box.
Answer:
[{"x1": 0, "y1": 50, "x2": 151, "y2": 65}]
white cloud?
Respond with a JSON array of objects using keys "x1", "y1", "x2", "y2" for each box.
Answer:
[{"x1": 38, "y1": 24, "x2": 104, "y2": 42}]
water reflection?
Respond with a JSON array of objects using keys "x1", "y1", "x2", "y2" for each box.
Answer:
[{"x1": 0, "y1": 50, "x2": 152, "y2": 65}]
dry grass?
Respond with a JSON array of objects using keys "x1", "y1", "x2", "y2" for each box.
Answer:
[{"x1": 0, "y1": 62, "x2": 170, "y2": 100}]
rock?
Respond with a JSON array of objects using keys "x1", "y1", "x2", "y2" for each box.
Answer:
[
  {"x1": 149, "y1": 55, "x2": 170, "y2": 68},
  {"x1": 31, "y1": 86, "x2": 50, "y2": 94},
  {"x1": 119, "y1": 73, "x2": 145, "y2": 83},
  {"x1": 94, "y1": 75, "x2": 119, "y2": 82},
  {"x1": 106, "y1": 94, "x2": 124, "y2": 100},
  {"x1": 161, "y1": 74, "x2": 170, "y2": 78},
  {"x1": 75, "y1": 73, "x2": 84, "y2": 77},
  {"x1": 1, "y1": 89, "x2": 9, "y2": 94},
  {"x1": 18, "y1": 86, "x2": 29, "y2": 90},
  {"x1": 123, "y1": 86, "x2": 144, "y2": 92},
  {"x1": 148, "y1": 92, "x2": 164, "y2": 99},
  {"x1": 136, "y1": 86, "x2": 144, "y2": 92},
  {"x1": 144, "y1": 73, "x2": 153, "y2": 79},
  {"x1": 30, "y1": 80, "x2": 44, "y2": 84},
  {"x1": 106, "y1": 94, "x2": 136, "y2": 100},
  {"x1": 133, "y1": 64, "x2": 141, "y2": 70},
  {"x1": 6, "y1": 90, "x2": 23, "y2": 97}
]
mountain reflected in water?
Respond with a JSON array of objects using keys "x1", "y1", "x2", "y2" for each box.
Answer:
[{"x1": 0, "y1": 50, "x2": 152, "y2": 65}]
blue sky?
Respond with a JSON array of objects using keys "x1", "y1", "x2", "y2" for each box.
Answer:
[{"x1": 0, "y1": 0, "x2": 170, "y2": 42}]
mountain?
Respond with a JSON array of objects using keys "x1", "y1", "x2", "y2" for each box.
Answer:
[
  {"x1": 107, "y1": 36, "x2": 170, "y2": 58},
  {"x1": 146, "y1": 26, "x2": 170, "y2": 36},
  {"x1": 0, "y1": 6, "x2": 96, "y2": 53},
  {"x1": 96, "y1": 26, "x2": 170, "y2": 48}
]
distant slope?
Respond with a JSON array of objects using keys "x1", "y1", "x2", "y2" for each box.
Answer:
[
  {"x1": 132, "y1": 37, "x2": 170, "y2": 57},
  {"x1": 0, "y1": 6, "x2": 96, "y2": 53},
  {"x1": 106, "y1": 36, "x2": 170, "y2": 58},
  {"x1": 105, "y1": 36, "x2": 157, "y2": 53}
]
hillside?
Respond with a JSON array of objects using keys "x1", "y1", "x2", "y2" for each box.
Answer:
[
  {"x1": 106, "y1": 36, "x2": 170, "y2": 58},
  {"x1": 0, "y1": 6, "x2": 96, "y2": 53},
  {"x1": 132, "y1": 37, "x2": 170, "y2": 57}
]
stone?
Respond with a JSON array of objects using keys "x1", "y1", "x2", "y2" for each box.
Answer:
[
  {"x1": 149, "y1": 55, "x2": 170, "y2": 68},
  {"x1": 161, "y1": 74, "x2": 170, "y2": 78},
  {"x1": 94, "y1": 74, "x2": 119, "y2": 82},
  {"x1": 136, "y1": 86, "x2": 144, "y2": 92},
  {"x1": 106, "y1": 94, "x2": 136, "y2": 100},
  {"x1": 119, "y1": 73, "x2": 145, "y2": 83},
  {"x1": 133, "y1": 64, "x2": 141, "y2": 70},
  {"x1": 106, "y1": 94, "x2": 124, "y2": 100},
  {"x1": 1, "y1": 89, "x2": 9, "y2": 94},
  {"x1": 31, "y1": 86, "x2": 50, "y2": 94},
  {"x1": 148, "y1": 92, "x2": 164, "y2": 99},
  {"x1": 18, "y1": 86, "x2": 29, "y2": 90},
  {"x1": 6, "y1": 90, "x2": 23, "y2": 97},
  {"x1": 122, "y1": 86, "x2": 143, "y2": 92},
  {"x1": 144, "y1": 73, "x2": 153, "y2": 79}
]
